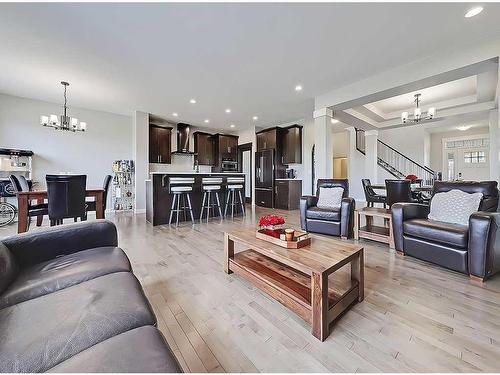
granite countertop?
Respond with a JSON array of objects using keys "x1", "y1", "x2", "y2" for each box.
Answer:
[{"x1": 149, "y1": 171, "x2": 245, "y2": 175}]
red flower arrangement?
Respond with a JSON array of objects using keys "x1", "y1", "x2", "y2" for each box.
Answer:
[
  {"x1": 258, "y1": 215, "x2": 285, "y2": 228},
  {"x1": 405, "y1": 174, "x2": 418, "y2": 181}
]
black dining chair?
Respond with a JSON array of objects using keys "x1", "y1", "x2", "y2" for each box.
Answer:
[
  {"x1": 85, "y1": 175, "x2": 112, "y2": 219},
  {"x1": 385, "y1": 179, "x2": 418, "y2": 208},
  {"x1": 9, "y1": 175, "x2": 48, "y2": 231},
  {"x1": 46, "y1": 174, "x2": 87, "y2": 226},
  {"x1": 362, "y1": 179, "x2": 387, "y2": 208}
]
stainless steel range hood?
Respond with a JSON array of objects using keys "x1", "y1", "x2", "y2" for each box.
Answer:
[{"x1": 172, "y1": 123, "x2": 197, "y2": 155}]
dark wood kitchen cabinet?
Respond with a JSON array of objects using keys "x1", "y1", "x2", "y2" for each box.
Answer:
[
  {"x1": 149, "y1": 125, "x2": 172, "y2": 164},
  {"x1": 212, "y1": 134, "x2": 239, "y2": 171},
  {"x1": 282, "y1": 125, "x2": 302, "y2": 164},
  {"x1": 193, "y1": 131, "x2": 214, "y2": 165},
  {"x1": 275, "y1": 179, "x2": 302, "y2": 210},
  {"x1": 256, "y1": 127, "x2": 280, "y2": 151}
]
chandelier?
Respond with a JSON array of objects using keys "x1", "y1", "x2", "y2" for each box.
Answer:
[
  {"x1": 401, "y1": 93, "x2": 436, "y2": 124},
  {"x1": 40, "y1": 81, "x2": 86, "y2": 132}
]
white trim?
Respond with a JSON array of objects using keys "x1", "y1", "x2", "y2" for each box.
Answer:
[
  {"x1": 313, "y1": 107, "x2": 333, "y2": 119},
  {"x1": 134, "y1": 208, "x2": 146, "y2": 214}
]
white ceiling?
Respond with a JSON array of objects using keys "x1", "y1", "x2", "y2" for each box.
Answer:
[
  {"x1": 1, "y1": 3, "x2": 500, "y2": 131},
  {"x1": 369, "y1": 76, "x2": 477, "y2": 114}
]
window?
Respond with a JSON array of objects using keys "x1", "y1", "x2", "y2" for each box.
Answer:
[
  {"x1": 445, "y1": 137, "x2": 489, "y2": 149},
  {"x1": 464, "y1": 151, "x2": 486, "y2": 164}
]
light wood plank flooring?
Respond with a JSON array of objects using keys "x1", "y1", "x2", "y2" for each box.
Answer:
[{"x1": 2, "y1": 207, "x2": 500, "y2": 372}]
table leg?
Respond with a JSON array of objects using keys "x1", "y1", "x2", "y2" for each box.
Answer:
[
  {"x1": 95, "y1": 192, "x2": 104, "y2": 219},
  {"x1": 366, "y1": 215, "x2": 373, "y2": 229},
  {"x1": 354, "y1": 212, "x2": 359, "y2": 240},
  {"x1": 351, "y1": 249, "x2": 364, "y2": 302},
  {"x1": 311, "y1": 271, "x2": 328, "y2": 341},
  {"x1": 224, "y1": 233, "x2": 234, "y2": 274},
  {"x1": 389, "y1": 218, "x2": 395, "y2": 249},
  {"x1": 17, "y1": 195, "x2": 28, "y2": 233},
  {"x1": 36, "y1": 197, "x2": 44, "y2": 226}
]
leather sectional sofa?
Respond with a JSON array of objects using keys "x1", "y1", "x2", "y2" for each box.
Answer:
[
  {"x1": 392, "y1": 181, "x2": 500, "y2": 281},
  {"x1": 300, "y1": 179, "x2": 355, "y2": 239},
  {"x1": 0, "y1": 220, "x2": 181, "y2": 373}
]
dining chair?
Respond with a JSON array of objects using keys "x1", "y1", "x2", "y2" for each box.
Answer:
[
  {"x1": 46, "y1": 174, "x2": 87, "y2": 226},
  {"x1": 361, "y1": 179, "x2": 387, "y2": 208},
  {"x1": 85, "y1": 175, "x2": 112, "y2": 219},
  {"x1": 385, "y1": 179, "x2": 418, "y2": 208},
  {"x1": 9, "y1": 175, "x2": 48, "y2": 231}
]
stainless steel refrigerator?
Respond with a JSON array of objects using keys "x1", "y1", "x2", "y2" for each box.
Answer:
[{"x1": 255, "y1": 149, "x2": 274, "y2": 208}]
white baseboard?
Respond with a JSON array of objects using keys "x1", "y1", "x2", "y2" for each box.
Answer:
[{"x1": 134, "y1": 208, "x2": 146, "y2": 214}]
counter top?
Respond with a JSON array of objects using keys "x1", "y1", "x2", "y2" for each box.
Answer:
[
  {"x1": 275, "y1": 178, "x2": 302, "y2": 181},
  {"x1": 149, "y1": 171, "x2": 244, "y2": 175}
]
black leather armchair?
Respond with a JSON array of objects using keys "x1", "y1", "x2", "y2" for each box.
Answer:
[
  {"x1": 300, "y1": 179, "x2": 355, "y2": 239},
  {"x1": 392, "y1": 181, "x2": 500, "y2": 281}
]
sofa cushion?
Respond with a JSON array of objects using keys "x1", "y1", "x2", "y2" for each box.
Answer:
[
  {"x1": 306, "y1": 206, "x2": 341, "y2": 221},
  {"x1": 0, "y1": 246, "x2": 131, "y2": 308},
  {"x1": 0, "y1": 241, "x2": 18, "y2": 294},
  {"x1": 428, "y1": 189, "x2": 483, "y2": 226},
  {"x1": 0, "y1": 272, "x2": 155, "y2": 373},
  {"x1": 317, "y1": 187, "x2": 344, "y2": 209},
  {"x1": 48, "y1": 326, "x2": 181, "y2": 373},
  {"x1": 403, "y1": 218, "x2": 469, "y2": 248}
]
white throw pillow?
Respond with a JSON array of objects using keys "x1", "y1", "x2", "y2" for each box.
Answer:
[
  {"x1": 428, "y1": 189, "x2": 483, "y2": 226},
  {"x1": 317, "y1": 187, "x2": 344, "y2": 209}
]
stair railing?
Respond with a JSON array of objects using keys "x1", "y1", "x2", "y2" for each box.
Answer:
[{"x1": 356, "y1": 128, "x2": 435, "y2": 186}]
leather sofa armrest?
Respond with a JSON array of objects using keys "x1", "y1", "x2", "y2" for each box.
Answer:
[
  {"x1": 300, "y1": 196, "x2": 318, "y2": 230},
  {"x1": 468, "y1": 212, "x2": 500, "y2": 280},
  {"x1": 391, "y1": 203, "x2": 430, "y2": 253},
  {"x1": 340, "y1": 197, "x2": 355, "y2": 239},
  {"x1": 3, "y1": 220, "x2": 118, "y2": 268}
]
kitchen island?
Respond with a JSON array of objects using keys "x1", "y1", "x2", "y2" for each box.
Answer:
[{"x1": 146, "y1": 172, "x2": 245, "y2": 225}]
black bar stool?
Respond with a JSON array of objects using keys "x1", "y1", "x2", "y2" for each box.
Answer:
[
  {"x1": 224, "y1": 177, "x2": 245, "y2": 218},
  {"x1": 168, "y1": 177, "x2": 195, "y2": 226},
  {"x1": 200, "y1": 177, "x2": 223, "y2": 222}
]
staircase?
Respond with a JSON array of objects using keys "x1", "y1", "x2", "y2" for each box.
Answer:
[{"x1": 355, "y1": 128, "x2": 435, "y2": 186}]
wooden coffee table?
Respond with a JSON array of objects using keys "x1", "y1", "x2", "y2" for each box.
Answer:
[{"x1": 224, "y1": 229, "x2": 364, "y2": 341}]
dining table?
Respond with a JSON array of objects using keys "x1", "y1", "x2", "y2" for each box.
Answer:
[
  {"x1": 16, "y1": 188, "x2": 105, "y2": 233},
  {"x1": 370, "y1": 184, "x2": 433, "y2": 192}
]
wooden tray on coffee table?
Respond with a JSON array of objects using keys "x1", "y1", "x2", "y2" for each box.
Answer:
[{"x1": 256, "y1": 228, "x2": 311, "y2": 248}]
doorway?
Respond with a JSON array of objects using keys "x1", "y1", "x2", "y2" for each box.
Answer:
[
  {"x1": 238, "y1": 143, "x2": 252, "y2": 203},
  {"x1": 442, "y1": 135, "x2": 490, "y2": 181}
]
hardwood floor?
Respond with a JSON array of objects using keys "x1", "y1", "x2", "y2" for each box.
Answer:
[{"x1": 2, "y1": 207, "x2": 500, "y2": 372}]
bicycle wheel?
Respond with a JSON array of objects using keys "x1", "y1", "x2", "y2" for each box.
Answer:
[{"x1": 0, "y1": 202, "x2": 16, "y2": 227}]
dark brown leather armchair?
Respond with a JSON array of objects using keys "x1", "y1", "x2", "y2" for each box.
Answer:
[
  {"x1": 392, "y1": 181, "x2": 500, "y2": 281},
  {"x1": 300, "y1": 179, "x2": 355, "y2": 239}
]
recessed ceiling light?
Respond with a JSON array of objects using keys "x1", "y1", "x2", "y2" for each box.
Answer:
[
  {"x1": 225, "y1": 108, "x2": 231, "y2": 113},
  {"x1": 230, "y1": 124, "x2": 235, "y2": 128},
  {"x1": 457, "y1": 125, "x2": 472, "y2": 131},
  {"x1": 252, "y1": 116, "x2": 258, "y2": 121},
  {"x1": 204, "y1": 119, "x2": 210, "y2": 123},
  {"x1": 465, "y1": 6, "x2": 483, "y2": 18},
  {"x1": 172, "y1": 112, "x2": 178, "y2": 117},
  {"x1": 189, "y1": 99, "x2": 196, "y2": 104},
  {"x1": 295, "y1": 85, "x2": 303, "y2": 92},
  {"x1": 330, "y1": 118, "x2": 339, "y2": 124}
]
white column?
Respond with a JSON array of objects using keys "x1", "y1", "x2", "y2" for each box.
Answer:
[
  {"x1": 346, "y1": 126, "x2": 366, "y2": 200},
  {"x1": 489, "y1": 109, "x2": 499, "y2": 184},
  {"x1": 313, "y1": 108, "x2": 333, "y2": 185},
  {"x1": 364, "y1": 130, "x2": 378, "y2": 183},
  {"x1": 133, "y1": 110, "x2": 149, "y2": 212}
]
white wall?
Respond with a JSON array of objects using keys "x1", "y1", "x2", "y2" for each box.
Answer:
[
  {"x1": 378, "y1": 126, "x2": 428, "y2": 165},
  {"x1": 0, "y1": 93, "x2": 132, "y2": 208},
  {"x1": 429, "y1": 127, "x2": 489, "y2": 172},
  {"x1": 133, "y1": 111, "x2": 148, "y2": 212},
  {"x1": 332, "y1": 130, "x2": 348, "y2": 158},
  {"x1": 237, "y1": 125, "x2": 256, "y2": 205}
]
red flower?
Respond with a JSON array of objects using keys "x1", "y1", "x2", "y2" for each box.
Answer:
[
  {"x1": 258, "y1": 215, "x2": 285, "y2": 227},
  {"x1": 405, "y1": 174, "x2": 418, "y2": 181}
]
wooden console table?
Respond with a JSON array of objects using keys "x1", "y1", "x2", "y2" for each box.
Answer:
[
  {"x1": 354, "y1": 207, "x2": 395, "y2": 249},
  {"x1": 224, "y1": 229, "x2": 364, "y2": 341}
]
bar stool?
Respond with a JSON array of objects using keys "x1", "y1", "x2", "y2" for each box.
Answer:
[
  {"x1": 168, "y1": 177, "x2": 195, "y2": 226},
  {"x1": 224, "y1": 177, "x2": 245, "y2": 218},
  {"x1": 200, "y1": 177, "x2": 223, "y2": 222}
]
